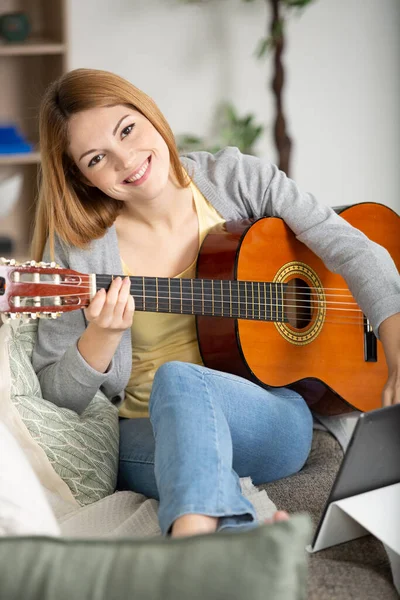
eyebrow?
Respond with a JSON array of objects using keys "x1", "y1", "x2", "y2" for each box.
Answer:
[{"x1": 78, "y1": 114, "x2": 131, "y2": 162}]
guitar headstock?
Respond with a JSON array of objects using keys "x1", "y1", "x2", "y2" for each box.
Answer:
[{"x1": 0, "y1": 257, "x2": 94, "y2": 322}]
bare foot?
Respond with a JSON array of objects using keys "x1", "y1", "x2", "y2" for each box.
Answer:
[
  {"x1": 265, "y1": 510, "x2": 290, "y2": 524},
  {"x1": 171, "y1": 514, "x2": 218, "y2": 538},
  {"x1": 170, "y1": 511, "x2": 289, "y2": 538}
]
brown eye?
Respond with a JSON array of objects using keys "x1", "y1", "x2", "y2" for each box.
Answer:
[
  {"x1": 121, "y1": 124, "x2": 135, "y2": 139},
  {"x1": 88, "y1": 154, "x2": 104, "y2": 168}
]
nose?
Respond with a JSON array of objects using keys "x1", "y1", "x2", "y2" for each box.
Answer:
[{"x1": 114, "y1": 146, "x2": 135, "y2": 172}]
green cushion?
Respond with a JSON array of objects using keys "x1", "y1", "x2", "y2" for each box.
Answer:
[
  {"x1": 8, "y1": 320, "x2": 119, "y2": 505},
  {"x1": 0, "y1": 515, "x2": 310, "y2": 600}
]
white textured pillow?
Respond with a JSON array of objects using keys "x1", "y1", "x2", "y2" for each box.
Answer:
[
  {"x1": 0, "y1": 422, "x2": 61, "y2": 537},
  {"x1": 8, "y1": 320, "x2": 119, "y2": 506}
]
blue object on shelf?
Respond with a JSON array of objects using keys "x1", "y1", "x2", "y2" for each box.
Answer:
[{"x1": 0, "y1": 125, "x2": 33, "y2": 154}]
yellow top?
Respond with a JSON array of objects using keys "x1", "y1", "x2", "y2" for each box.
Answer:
[{"x1": 119, "y1": 181, "x2": 225, "y2": 418}]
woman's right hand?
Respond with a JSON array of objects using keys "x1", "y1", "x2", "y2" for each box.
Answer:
[{"x1": 84, "y1": 276, "x2": 135, "y2": 334}]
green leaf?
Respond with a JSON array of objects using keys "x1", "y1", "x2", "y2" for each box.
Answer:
[
  {"x1": 255, "y1": 36, "x2": 273, "y2": 59},
  {"x1": 284, "y1": 0, "x2": 315, "y2": 7}
]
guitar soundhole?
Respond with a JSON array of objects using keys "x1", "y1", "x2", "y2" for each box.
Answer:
[{"x1": 285, "y1": 278, "x2": 312, "y2": 329}]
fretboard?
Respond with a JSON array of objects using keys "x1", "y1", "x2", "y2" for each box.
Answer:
[{"x1": 95, "y1": 276, "x2": 288, "y2": 322}]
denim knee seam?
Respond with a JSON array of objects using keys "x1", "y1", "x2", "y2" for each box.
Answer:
[{"x1": 199, "y1": 368, "x2": 225, "y2": 512}]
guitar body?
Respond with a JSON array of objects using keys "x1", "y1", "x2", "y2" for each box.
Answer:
[{"x1": 196, "y1": 203, "x2": 400, "y2": 415}]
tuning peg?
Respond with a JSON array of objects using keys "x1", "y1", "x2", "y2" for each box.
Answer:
[
  {"x1": 0, "y1": 312, "x2": 18, "y2": 322},
  {"x1": 35, "y1": 311, "x2": 61, "y2": 319},
  {"x1": 21, "y1": 260, "x2": 37, "y2": 267},
  {"x1": 36, "y1": 261, "x2": 61, "y2": 269},
  {"x1": 0, "y1": 257, "x2": 17, "y2": 266}
]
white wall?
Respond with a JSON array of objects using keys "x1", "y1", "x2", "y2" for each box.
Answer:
[{"x1": 67, "y1": 0, "x2": 400, "y2": 211}]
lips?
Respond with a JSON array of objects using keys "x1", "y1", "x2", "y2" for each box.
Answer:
[{"x1": 123, "y1": 155, "x2": 151, "y2": 184}]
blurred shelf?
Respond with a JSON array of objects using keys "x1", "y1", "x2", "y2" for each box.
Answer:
[
  {"x1": 0, "y1": 152, "x2": 40, "y2": 165},
  {"x1": 0, "y1": 0, "x2": 67, "y2": 260},
  {"x1": 0, "y1": 38, "x2": 65, "y2": 56}
]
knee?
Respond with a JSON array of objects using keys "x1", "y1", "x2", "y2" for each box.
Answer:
[
  {"x1": 149, "y1": 361, "x2": 197, "y2": 415},
  {"x1": 152, "y1": 361, "x2": 191, "y2": 389}
]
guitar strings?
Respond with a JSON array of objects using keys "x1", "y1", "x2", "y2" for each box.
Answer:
[
  {"x1": 55, "y1": 274, "x2": 365, "y2": 295},
  {"x1": 28, "y1": 289, "x2": 362, "y2": 310},
  {"x1": 29, "y1": 279, "x2": 360, "y2": 303},
  {"x1": 21, "y1": 295, "x2": 368, "y2": 326}
]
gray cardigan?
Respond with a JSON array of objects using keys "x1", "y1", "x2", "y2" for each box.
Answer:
[{"x1": 32, "y1": 147, "x2": 400, "y2": 419}]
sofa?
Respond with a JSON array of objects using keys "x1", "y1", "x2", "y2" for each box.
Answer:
[{"x1": 0, "y1": 318, "x2": 398, "y2": 599}]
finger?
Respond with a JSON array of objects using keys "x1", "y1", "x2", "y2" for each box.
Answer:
[
  {"x1": 112, "y1": 277, "x2": 132, "y2": 321},
  {"x1": 122, "y1": 292, "x2": 135, "y2": 324},
  {"x1": 394, "y1": 387, "x2": 400, "y2": 406},
  {"x1": 99, "y1": 277, "x2": 123, "y2": 323},
  {"x1": 382, "y1": 387, "x2": 393, "y2": 408},
  {"x1": 84, "y1": 288, "x2": 106, "y2": 320}
]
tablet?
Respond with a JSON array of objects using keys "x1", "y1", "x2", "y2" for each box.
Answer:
[{"x1": 311, "y1": 403, "x2": 400, "y2": 547}]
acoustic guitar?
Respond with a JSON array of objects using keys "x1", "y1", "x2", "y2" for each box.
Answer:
[{"x1": 1, "y1": 202, "x2": 398, "y2": 416}]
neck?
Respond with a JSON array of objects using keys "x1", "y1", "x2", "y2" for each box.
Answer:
[
  {"x1": 117, "y1": 180, "x2": 192, "y2": 232},
  {"x1": 94, "y1": 273, "x2": 288, "y2": 323}
]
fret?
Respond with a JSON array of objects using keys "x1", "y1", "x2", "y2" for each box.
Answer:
[
  {"x1": 221, "y1": 280, "x2": 230, "y2": 318},
  {"x1": 192, "y1": 279, "x2": 203, "y2": 316},
  {"x1": 201, "y1": 279, "x2": 204, "y2": 315},
  {"x1": 258, "y1": 282, "x2": 261, "y2": 320},
  {"x1": 213, "y1": 279, "x2": 222, "y2": 317},
  {"x1": 264, "y1": 282, "x2": 267, "y2": 321},
  {"x1": 168, "y1": 279, "x2": 171, "y2": 313},
  {"x1": 191, "y1": 279, "x2": 194, "y2": 315},
  {"x1": 251, "y1": 282, "x2": 254, "y2": 319},
  {"x1": 269, "y1": 283, "x2": 273, "y2": 321},
  {"x1": 180, "y1": 279, "x2": 183, "y2": 314},
  {"x1": 276, "y1": 283, "x2": 280, "y2": 321},
  {"x1": 170, "y1": 279, "x2": 182, "y2": 314},
  {"x1": 149, "y1": 278, "x2": 155, "y2": 312},
  {"x1": 156, "y1": 278, "x2": 170, "y2": 313},
  {"x1": 280, "y1": 283, "x2": 288, "y2": 322},
  {"x1": 245, "y1": 281, "x2": 248, "y2": 319},
  {"x1": 202, "y1": 280, "x2": 213, "y2": 316},
  {"x1": 142, "y1": 277, "x2": 145, "y2": 312},
  {"x1": 229, "y1": 281, "x2": 238, "y2": 319},
  {"x1": 181, "y1": 279, "x2": 193, "y2": 315},
  {"x1": 237, "y1": 280, "x2": 240, "y2": 318},
  {"x1": 156, "y1": 277, "x2": 159, "y2": 312},
  {"x1": 271, "y1": 283, "x2": 277, "y2": 321}
]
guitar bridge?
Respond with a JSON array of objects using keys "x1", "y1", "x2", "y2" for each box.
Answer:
[{"x1": 364, "y1": 316, "x2": 377, "y2": 362}]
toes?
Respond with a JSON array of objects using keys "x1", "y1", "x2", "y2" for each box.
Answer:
[{"x1": 273, "y1": 511, "x2": 289, "y2": 522}]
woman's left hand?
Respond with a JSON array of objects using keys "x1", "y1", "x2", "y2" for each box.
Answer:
[
  {"x1": 382, "y1": 366, "x2": 400, "y2": 407},
  {"x1": 379, "y1": 312, "x2": 400, "y2": 407}
]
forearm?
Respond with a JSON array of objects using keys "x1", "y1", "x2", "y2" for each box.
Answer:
[
  {"x1": 378, "y1": 312, "x2": 400, "y2": 406},
  {"x1": 77, "y1": 322, "x2": 124, "y2": 374},
  {"x1": 379, "y1": 312, "x2": 400, "y2": 369}
]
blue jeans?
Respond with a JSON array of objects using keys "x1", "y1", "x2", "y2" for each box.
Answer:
[{"x1": 118, "y1": 361, "x2": 313, "y2": 535}]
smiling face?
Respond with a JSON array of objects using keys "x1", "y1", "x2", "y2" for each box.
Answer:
[{"x1": 68, "y1": 104, "x2": 172, "y2": 206}]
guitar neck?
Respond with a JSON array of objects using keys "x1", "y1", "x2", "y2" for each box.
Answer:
[{"x1": 96, "y1": 275, "x2": 288, "y2": 322}]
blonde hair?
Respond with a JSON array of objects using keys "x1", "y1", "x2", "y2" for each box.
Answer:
[{"x1": 31, "y1": 68, "x2": 189, "y2": 262}]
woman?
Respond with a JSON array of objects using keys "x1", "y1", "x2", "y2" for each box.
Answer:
[{"x1": 31, "y1": 68, "x2": 400, "y2": 538}]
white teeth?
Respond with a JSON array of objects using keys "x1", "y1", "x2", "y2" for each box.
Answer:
[{"x1": 125, "y1": 158, "x2": 150, "y2": 183}]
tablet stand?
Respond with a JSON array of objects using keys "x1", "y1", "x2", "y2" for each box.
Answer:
[{"x1": 307, "y1": 482, "x2": 400, "y2": 593}]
